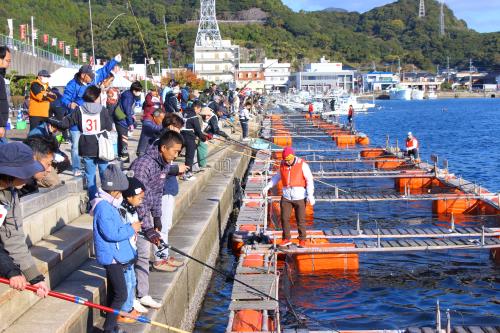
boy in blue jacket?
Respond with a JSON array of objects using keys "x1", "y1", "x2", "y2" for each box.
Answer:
[{"x1": 90, "y1": 164, "x2": 141, "y2": 333}]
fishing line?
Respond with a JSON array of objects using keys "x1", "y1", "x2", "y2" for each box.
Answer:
[{"x1": 126, "y1": 0, "x2": 153, "y2": 77}]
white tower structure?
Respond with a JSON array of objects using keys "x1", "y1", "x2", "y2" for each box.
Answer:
[
  {"x1": 195, "y1": 0, "x2": 222, "y2": 47},
  {"x1": 440, "y1": 1, "x2": 445, "y2": 36},
  {"x1": 418, "y1": 0, "x2": 426, "y2": 18},
  {"x1": 194, "y1": 0, "x2": 240, "y2": 84}
]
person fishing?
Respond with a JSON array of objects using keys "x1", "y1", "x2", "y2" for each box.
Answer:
[
  {"x1": 262, "y1": 147, "x2": 315, "y2": 249},
  {"x1": 406, "y1": 132, "x2": 419, "y2": 161}
]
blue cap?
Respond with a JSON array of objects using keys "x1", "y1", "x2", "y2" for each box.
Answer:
[{"x1": 0, "y1": 142, "x2": 45, "y2": 179}]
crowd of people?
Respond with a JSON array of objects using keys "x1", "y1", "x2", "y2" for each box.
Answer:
[{"x1": 0, "y1": 45, "x2": 264, "y2": 333}]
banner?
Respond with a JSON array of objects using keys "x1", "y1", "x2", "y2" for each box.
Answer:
[
  {"x1": 82, "y1": 53, "x2": 87, "y2": 63},
  {"x1": 51, "y1": 37, "x2": 57, "y2": 47},
  {"x1": 74, "y1": 48, "x2": 79, "y2": 57},
  {"x1": 32, "y1": 29, "x2": 38, "y2": 40},
  {"x1": 7, "y1": 19, "x2": 13, "y2": 39},
  {"x1": 65, "y1": 45, "x2": 70, "y2": 55},
  {"x1": 20, "y1": 24, "x2": 27, "y2": 40},
  {"x1": 43, "y1": 34, "x2": 49, "y2": 44},
  {"x1": 58, "y1": 41, "x2": 64, "y2": 50}
]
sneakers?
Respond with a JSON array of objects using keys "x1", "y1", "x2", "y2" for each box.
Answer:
[
  {"x1": 139, "y1": 295, "x2": 162, "y2": 309},
  {"x1": 152, "y1": 260, "x2": 177, "y2": 272},
  {"x1": 73, "y1": 170, "x2": 82, "y2": 177},
  {"x1": 166, "y1": 256, "x2": 184, "y2": 267},
  {"x1": 117, "y1": 309, "x2": 140, "y2": 324},
  {"x1": 133, "y1": 299, "x2": 148, "y2": 313},
  {"x1": 182, "y1": 172, "x2": 196, "y2": 181},
  {"x1": 242, "y1": 137, "x2": 251, "y2": 142},
  {"x1": 278, "y1": 239, "x2": 292, "y2": 248},
  {"x1": 120, "y1": 155, "x2": 130, "y2": 163}
]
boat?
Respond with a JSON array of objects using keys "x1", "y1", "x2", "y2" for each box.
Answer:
[
  {"x1": 389, "y1": 86, "x2": 412, "y2": 100},
  {"x1": 411, "y1": 89, "x2": 424, "y2": 100},
  {"x1": 427, "y1": 88, "x2": 438, "y2": 99}
]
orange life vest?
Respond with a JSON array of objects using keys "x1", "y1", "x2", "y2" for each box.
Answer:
[
  {"x1": 406, "y1": 137, "x2": 418, "y2": 149},
  {"x1": 280, "y1": 158, "x2": 306, "y2": 187}
]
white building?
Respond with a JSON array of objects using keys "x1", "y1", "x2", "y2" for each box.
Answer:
[
  {"x1": 290, "y1": 57, "x2": 355, "y2": 93},
  {"x1": 362, "y1": 71, "x2": 399, "y2": 92},
  {"x1": 194, "y1": 39, "x2": 240, "y2": 84},
  {"x1": 263, "y1": 58, "x2": 290, "y2": 92}
]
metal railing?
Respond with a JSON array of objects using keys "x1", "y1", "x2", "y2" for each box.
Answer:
[{"x1": 0, "y1": 34, "x2": 78, "y2": 68}]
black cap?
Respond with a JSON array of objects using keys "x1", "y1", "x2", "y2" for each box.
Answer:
[
  {"x1": 79, "y1": 65, "x2": 95, "y2": 80},
  {"x1": 37, "y1": 70, "x2": 51, "y2": 77},
  {"x1": 122, "y1": 177, "x2": 145, "y2": 198}
]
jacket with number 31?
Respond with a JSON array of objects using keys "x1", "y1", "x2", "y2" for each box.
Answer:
[{"x1": 49, "y1": 102, "x2": 113, "y2": 158}]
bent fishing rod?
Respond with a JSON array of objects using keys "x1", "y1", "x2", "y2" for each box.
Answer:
[{"x1": 0, "y1": 277, "x2": 189, "y2": 333}]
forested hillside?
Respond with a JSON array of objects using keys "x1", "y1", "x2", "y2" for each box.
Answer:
[{"x1": 0, "y1": 0, "x2": 498, "y2": 71}]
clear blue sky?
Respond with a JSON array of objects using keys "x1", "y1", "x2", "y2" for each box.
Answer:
[{"x1": 282, "y1": 0, "x2": 500, "y2": 33}]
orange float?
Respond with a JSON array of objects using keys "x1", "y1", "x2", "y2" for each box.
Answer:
[
  {"x1": 360, "y1": 148, "x2": 386, "y2": 158},
  {"x1": 395, "y1": 177, "x2": 442, "y2": 192},
  {"x1": 273, "y1": 136, "x2": 292, "y2": 147},
  {"x1": 375, "y1": 159, "x2": 405, "y2": 169},
  {"x1": 432, "y1": 197, "x2": 481, "y2": 215},
  {"x1": 335, "y1": 135, "x2": 356, "y2": 145},
  {"x1": 232, "y1": 310, "x2": 275, "y2": 332},
  {"x1": 355, "y1": 135, "x2": 370, "y2": 145},
  {"x1": 293, "y1": 242, "x2": 359, "y2": 273}
]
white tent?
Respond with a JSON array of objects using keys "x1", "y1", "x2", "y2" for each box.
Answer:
[
  {"x1": 48, "y1": 67, "x2": 78, "y2": 88},
  {"x1": 111, "y1": 75, "x2": 133, "y2": 89}
]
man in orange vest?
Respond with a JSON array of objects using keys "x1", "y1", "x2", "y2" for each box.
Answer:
[
  {"x1": 263, "y1": 147, "x2": 315, "y2": 248},
  {"x1": 406, "y1": 132, "x2": 419, "y2": 161},
  {"x1": 28, "y1": 70, "x2": 57, "y2": 130}
]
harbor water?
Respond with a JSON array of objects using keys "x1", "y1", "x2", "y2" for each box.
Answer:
[{"x1": 194, "y1": 98, "x2": 500, "y2": 332}]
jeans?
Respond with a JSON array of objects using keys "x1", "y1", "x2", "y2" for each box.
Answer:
[
  {"x1": 104, "y1": 264, "x2": 128, "y2": 331},
  {"x1": 70, "y1": 130, "x2": 81, "y2": 172},
  {"x1": 240, "y1": 120, "x2": 249, "y2": 138},
  {"x1": 83, "y1": 157, "x2": 108, "y2": 200},
  {"x1": 121, "y1": 264, "x2": 136, "y2": 313}
]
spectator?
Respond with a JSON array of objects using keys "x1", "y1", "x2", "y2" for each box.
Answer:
[
  {"x1": 239, "y1": 101, "x2": 252, "y2": 141},
  {"x1": 181, "y1": 100, "x2": 206, "y2": 181},
  {"x1": 142, "y1": 86, "x2": 164, "y2": 121},
  {"x1": 0, "y1": 142, "x2": 50, "y2": 298},
  {"x1": 114, "y1": 81, "x2": 142, "y2": 163},
  {"x1": 136, "y1": 108, "x2": 166, "y2": 157},
  {"x1": 28, "y1": 70, "x2": 57, "y2": 130},
  {"x1": 0, "y1": 46, "x2": 12, "y2": 144},
  {"x1": 180, "y1": 83, "x2": 191, "y2": 111},
  {"x1": 61, "y1": 55, "x2": 121, "y2": 176},
  {"x1": 163, "y1": 81, "x2": 180, "y2": 114},
  {"x1": 49, "y1": 85, "x2": 113, "y2": 200}
]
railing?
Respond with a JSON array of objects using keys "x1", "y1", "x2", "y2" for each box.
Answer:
[{"x1": 0, "y1": 34, "x2": 78, "y2": 68}]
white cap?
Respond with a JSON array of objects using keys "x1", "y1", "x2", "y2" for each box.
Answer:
[{"x1": 408, "y1": 132, "x2": 412, "y2": 136}]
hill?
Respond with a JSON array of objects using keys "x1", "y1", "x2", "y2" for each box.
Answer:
[{"x1": 0, "y1": 0, "x2": 498, "y2": 72}]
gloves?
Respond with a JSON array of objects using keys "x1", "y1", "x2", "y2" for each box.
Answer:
[
  {"x1": 144, "y1": 228, "x2": 161, "y2": 245},
  {"x1": 206, "y1": 133, "x2": 213, "y2": 141},
  {"x1": 153, "y1": 217, "x2": 162, "y2": 232},
  {"x1": 307, "y1": 196, "x2": 316, "y2": 206},
  {"x1": 114, "y1": 54, "x2": 122, "y2": 62}
]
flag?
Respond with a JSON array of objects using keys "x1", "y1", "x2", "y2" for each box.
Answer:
[
  {"x1": 65, "y1": 45, "x2": 70, "y2": 55},
  {"x1": 58, "y1": 41, "x2": 64, "y2": 50},
  {"x1": 74, "y1": 48, "x2": 79, "y2": 57},
  {"x1": 43, "y1": 34, "x2": 49, "y2": 44},
  {"x1": 82, "y1": 53, "x2": 87, "y2": 63},
  {"x1": 51, "y1": 37, "x2": 57, "y2": 47},
  {"x1": 20, "y1": 24, "x2": 26, "y2": 40},
  {"x1": 32, "y1": 29, "x2": 38, "y2": 40},
  {"x1": 7, "y1": 19, "x2": 13, "y2": 39}
]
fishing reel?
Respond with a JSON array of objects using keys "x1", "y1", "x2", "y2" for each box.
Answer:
[{"x1": 154, "y1": 240, "x2": 170, "y2": 259}]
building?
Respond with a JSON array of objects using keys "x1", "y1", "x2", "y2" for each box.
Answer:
[
  {"x1": 289, "y1": 57, "x2": 355, "y2": 93},
  {"x1": 237, "y1": 62, "x2": 265, "y2": 93},
  {"x1": 263, "y1": 58, "x2": 290, "y2": 92},
  {"x1": 362, "y1": 71, "x2": 399, "y2": 92},
  {"x1": 194, "y1": 39, "x2": 240, "y2": 84}
]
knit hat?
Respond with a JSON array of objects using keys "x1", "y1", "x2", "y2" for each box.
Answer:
[
  {"x1": 122, "y1": 177, "x2": 146, "y2": 198},
  {"x1": 282, "y1": 146, "x2": 295, "y2": 161},
  {"x1": 101, "y1": 164, "x2": 129, "y2": 191},
  {"x1": 0, "y1": 142, "x2": 45, "y2": 179}
]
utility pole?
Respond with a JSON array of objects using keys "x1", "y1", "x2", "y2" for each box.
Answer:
[
  {"x1": 446, "y1": 56, "x2": 450, "y2": 83},
  {"x1": 440, "y1": 1, "x2": 445, "y2": 36},
  {"x1": 419, "y1": 0, "x2": 425, "y2": 18},
  {"x1": 469, "y1": 58, "x2": 473, "y2": 92},
  {"x1": 31, "y1": 16, "x2": 35, "y2": 56}
]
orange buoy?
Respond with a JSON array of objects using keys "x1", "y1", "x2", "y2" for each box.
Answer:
[
  {"x1": 293, "y1": 242, "x2": 359, "y2": 273},
  {"x1": 360, "y1": 148, "x2": 386, "y2": 158},
  {"x1": 273, "y1": 136, "x2": 292, "y2": 147},
  {"x1": 335, "y1": 135, "x2": 356, "y2": 146},
  {"x1": 375, "y1": 159, "x2": 405, "y2": 169},
  {"x1": 432, "y1": 197, "x2": 481, "y2": 215},
  {"x1": 242, "y1": 254, "x2": 265, "y2": 268},
  {"x1": 356, "y1": 135, "x2": 370, "y2": 145},
  {"x1": 232, "y1": 310, "x2": 263, "y2": 332}
]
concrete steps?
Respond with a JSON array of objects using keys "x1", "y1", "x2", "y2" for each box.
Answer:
[{"x1": 2, "y1": 132, "x2": 252, "y2": 332}]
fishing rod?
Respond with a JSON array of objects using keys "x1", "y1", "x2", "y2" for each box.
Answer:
[{"x1": 0, "y1": 277, "x2": 189, "y2": 333}]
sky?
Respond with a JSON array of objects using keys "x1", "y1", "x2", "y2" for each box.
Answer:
[{"x1": 282, "y1": 0, "x2": 500, "y2": 33}]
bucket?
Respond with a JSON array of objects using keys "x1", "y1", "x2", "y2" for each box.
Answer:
[{"x1": 16, "y1": 120, "x2": 27, "y2": 130}]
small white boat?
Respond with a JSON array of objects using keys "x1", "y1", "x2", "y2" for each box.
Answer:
[
  {"x1": 389, "y1": 86, "x2": 412, "y2": 100},
  {"x1": 411, "y1": 89, "x2": 424, "y2": 100}
]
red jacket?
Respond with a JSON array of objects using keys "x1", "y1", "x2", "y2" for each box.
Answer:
[{"x1": 142, "y1": 93, "x2": 165, "y2": 121}]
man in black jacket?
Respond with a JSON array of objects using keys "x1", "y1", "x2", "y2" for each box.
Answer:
[
  {"x1": 181, "y1": 100, "x2": 206, "y2": 181},
  {"x1": 163, "y1": 81, "x2": 180, "y2": 113},
  {"x1": 0, "y1": 46, "x2": 12, "y2": 144}
]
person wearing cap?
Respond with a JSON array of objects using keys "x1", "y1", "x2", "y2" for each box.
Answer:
[
  {"x1": 0, "y1": 142, "x2": 50, "y2": 298},
  {"x1": 28, "y1": 69, "x2": 57, "y2": 130},
  {"x1": 181, "y1": 100, "x2": 207, "y2": 181},
  {"x1": 114, "y1": 81, "x2": 143, "y2": 163},
  {"x1": 90, "y1": 164, "x2": 141, "y2": 333},
  {"x1": 61, "y1": 55, "x2": 121, "y2": 176},
  {"x1": 262, "y1": 147, "x2": 315, "y2": 248},
  {"x1": 406, "y1": 132, "x2": 419, "y2": 161},
  {"x1": 0, "y1": 46, "x2": 11, "y2": 144},
  {"x1": 136, "y1": 107, "x2": 166, "y2": 157},
  {"x1": 163, "y1": 81, "x2": 180, "y2": 113}
]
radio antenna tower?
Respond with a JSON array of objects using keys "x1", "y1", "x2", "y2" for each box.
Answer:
[
  {"x1": 440, "y1": 1, "x2": 445, "y2": 36},
  {"x1": 195, "y1": 0, "x2": 222, "y2": 47},
  {"x1": 418, "y1": 0, "x2": 425, "y2": 18}
]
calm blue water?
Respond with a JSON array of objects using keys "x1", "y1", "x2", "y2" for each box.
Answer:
[{"x1": 194, "y1": 98, "x2": 500, "y2": 332}]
